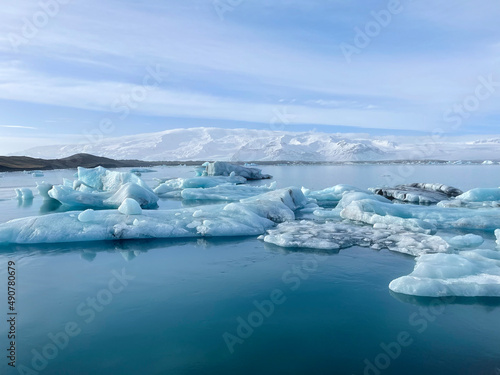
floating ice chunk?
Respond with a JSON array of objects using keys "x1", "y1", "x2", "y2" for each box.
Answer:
[
  {"x1": 389, "y1": 249, "x2": 500, "y2": 297},
  {"x1": 104, "y1": 182, "x2": 158, "y2": 208},
  {"x1": 15, "y1": 188, "x2": 34, "y2": 200},
  {"x1": 130, "y1": 168, "x2": 156, "y2": 173},
  {"x1": 181, "y1": 183, "x2": 276, "y2": 201},
  {"x1": 205, "y1": 161, "x2": 271, "y2": 180},
  {"x1": 241, "y1": 187, "x2": 309, "y2": 212},
  {"x1": 337, "y1": 192, "x2": 391, "y2": 209},
  {"x1": 262, "y1": 220, "x2": 449, "y2": 256},
  {"x1": 370, "y1": 183, "x2": 463, "y2": 204},
  {"x1": 496, "y1": 229, "x2": 500, "y2": 246},
  {"x1": 340, "y1": 194, "x2": 500, "y2": 232},
  {"x1": 76, "y1": 166, "x2": 152, "y2": 193},
  {"x1": 482, "y1": 160, "x2": 494, "y2": 165},
  {"x1": 0, "y1": 188, "x2": 306, "y2": 244},
  {"x1": 48, "y1": 186, "x2": 112, "y2": 209},
  {"x1": 49, "y1": 182, "x2": 157, "y2": 209},
  {"x1": 36, "y1": 182, "x2": 53, "y2": 200},
  {"x1": 446, "y1": 234, "x2": 484, "y2": 249},
  {"x1": 78, "y1": 209, "x2": 98, "y2": 223},
  {"x1": 301, "y1": 185, "x2": 366, "y2": 204},
  {"x1": 340, "y1": 198, "x2": 437, "y2": 234},
  {"x1": 118, "y1": 198, "x2": 142, "y2": 215},
  {"x1": 31, "y1": 170, "x2": 44, "y2": 177},
  {"x1": 456, "y1": 188, "x2": 500, "y2": 202},
  {"x1": 154, "y1": 175, "x2": 246, "y2": 197},
  {"x1": 62, "y1": 178, "x2": 73, "y2": 188}
]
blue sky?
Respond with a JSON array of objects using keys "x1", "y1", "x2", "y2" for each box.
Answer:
[{"x1": 1, "y1": 0, "x2": 499, "y2": 153}]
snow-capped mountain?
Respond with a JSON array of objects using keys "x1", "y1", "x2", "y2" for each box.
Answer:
[
  {"x1": 16, "y1": 128, "x2": 396, "y2": 162},
  {"x1": 13, "y1": 127, "x2": 500, "y2": 162}
]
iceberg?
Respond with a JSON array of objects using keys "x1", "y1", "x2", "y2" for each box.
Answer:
[
  {"x1": 41, "y1": 166, "x2": 159, "y2": 209},
  {"x1": 118, "y1": 198, "x2": 143, "y2": 215},
  {"x1": 154, "y1": 174, "x2": 246, "y2": 197},
  {"x1": 76, "y1": 166, "x2": 152, "y2": 193},
  {"x1": 204, "y1": 161, "x2": 271, "y2": 180},
  {"x1": 339, "y1": 192, "x2": 500, "y2": 233},
  {"x1": 181, "y1": 182, "x2": 276, "y2": 201},
  {"x1": 30, "y1": 170, "x2": 44, "y2": 177},
  {"x1": 301, "y1": 184, "x2": 366, "y2": 204},
  {"x1": 15, "y1": 188, "x2": 34, "y2": 200},
  {"x1": 47, "y1": 182, "x2": 158, "y2": 209},
  {"x1": 0, "y1": 187, "x2": 307, "y2": 244},
  {"x1": 496, "y1": 229, "x2": 500, "y2": 246},
  {"x1": 446, "y1": 234, "x2": 484, "y2": 249},
  {"x1": 104, "y1": 182, "x2": 158, "y2": 209},
  {"x1": 130, "y1": 168, "x2": 157, "y2": 173},
  {"x1": 36, "y1": 182, "x2": 54, "y2": 200},
  {"x1": 455, "y1": 188, "x2": 500, "y2": 202},
  {"x1": 370, "y1": 183, "x2": 463, "y2": 204},
  {"x1": 261, "y1": 220, "x2": 449, "y2": 256},
  {"x1": 48, "y1": 186, "x2": 112, "y2": 208},
  {"x1": 389, "y1": 249, "x2": 500, "y2": 297}
]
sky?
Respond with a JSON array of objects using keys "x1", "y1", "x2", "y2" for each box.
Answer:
[{"x1": 0, "y1": 0, "x2": 500, "y2": 154}]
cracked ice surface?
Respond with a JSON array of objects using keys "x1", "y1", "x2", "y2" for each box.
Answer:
[{"x1": 261, "y1": 220, "x2": 449, "y2": 256}]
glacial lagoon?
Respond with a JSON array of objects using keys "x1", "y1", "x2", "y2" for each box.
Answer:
[{"x1": 1, "y1": 164, "x2": 500, "y2": 375}]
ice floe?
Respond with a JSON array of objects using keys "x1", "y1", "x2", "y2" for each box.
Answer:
[
  {"x1": 0, "y1": 187, "x2": 307, "y2": 244},
  {"x1": 40, "y1": 166, "x2": 159, "y2": 209},
  {"x1": 455, "y1": 188, "x2": 500, "y2": 202},
  {"x1": 301, "y1": 184, "x2": 366, "y2": 205},
  {"x1": 339, "y1": 192, "x2": 500, "y2": 233},
  {"x1": 154, "y1": 174, "x2": 246, "y2": 198},
  {"x1": 181, "y1": 182, "x2": 276, "y2": 201},
  {"x1": 370, "y1": 183, "x2": 463, "y2": 204},
  {"x1": 389, "y1": 249, "x2": 500, "y2": 297},
  {"x1": 204, "y1": 161, "x2": 272, "y2": 180},
  {"x1": 15, "y1": 188, "x2": 34, "y2": 200},
  {"x1": 261, "y1": 220, "x2": 449, "y2": 256},
  {"x1": 118, "y1": 198, "x2": 143, "y2": 215},
  {"x1": 446, "y1": 234, "x2": 484, "y2": 249}
]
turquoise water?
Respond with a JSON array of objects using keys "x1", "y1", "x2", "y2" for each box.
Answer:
[{"x1": 1, "y1": 165, "x2": 500, "y2": 375}]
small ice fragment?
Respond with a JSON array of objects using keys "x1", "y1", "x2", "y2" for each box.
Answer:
[
  {"x1": 78, "y1": 209, "x2": 97, "y2": 223},
  {"x1": 118, "y1": 198, "x2": 142, "y2": 215},
  {"x1": 15, "y1": 188, "x2": 34, "y2": 200},
  {"x1": 447, "y1": 234, "x2": 484, "y2": 249}
]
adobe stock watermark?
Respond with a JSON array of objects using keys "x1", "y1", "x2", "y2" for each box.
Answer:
[
  {"x1": 358, "y1": 296, "x2": 455, "y2": 375},
  {"x1": 223, "y1": 254, "x2": 327, "y2": 354},
  {"x1": 213, "y1": 0, "x2": 244, "y2": 21},
  {"x1": 8, "y1": 0, "x2": 71, "y2": 53},
  {"x1": 16, "y1": 268, "x2": 135, "y2": 375},
  {"x1": 83, "y1": 64, "x2": 164, "y2": 144},
  {"x1": 269, "y1": 106, "x2": 296, "y2": 131},
  {"x1": 382, "y1": 73, "x2": 500, "y2": 186},
  {"x1": 443, "y1": 74, "x2": 500, "y2": 131},
  {"x1": 339, "y1": 0, "x2": 404, "y2": 64}
]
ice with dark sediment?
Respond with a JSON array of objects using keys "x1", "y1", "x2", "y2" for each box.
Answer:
[{"x1": 370, "y1": 183, "x2": 463, "y2": 204}]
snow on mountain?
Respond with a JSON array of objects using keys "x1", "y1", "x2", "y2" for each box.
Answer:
[
  {"x1": 16, "y1": 128, "x2": 396, "y2": 162},
  {"x1": 13, "y1": 128, "x2": 500, "y2": 162}
]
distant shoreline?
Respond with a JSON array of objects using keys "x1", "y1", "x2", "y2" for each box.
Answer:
[{"x1": 0, "y1": 153, "x2": 497, "y2": 173}]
